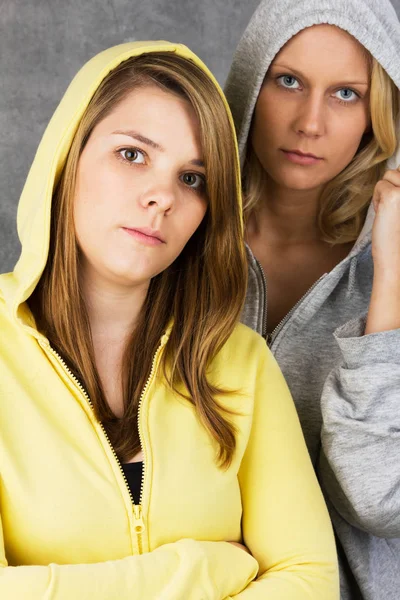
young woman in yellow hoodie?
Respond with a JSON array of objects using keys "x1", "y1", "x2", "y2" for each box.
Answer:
[{"x1": 0, "y1": 41, "x2": 338, "y2": 599}]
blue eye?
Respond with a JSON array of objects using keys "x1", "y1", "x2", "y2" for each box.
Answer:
[
  {"x1": 277, "y1": 75, "x2": 300, "y2": 89},
  {"x1": 335, "y1": 88, "x2": 358, "y2": 102},
  {"x1": 181, "y1": 172, "x2": 206, "y2": 191},
  {"x1": 119, "y1": 148, "x2": 146, "y2": 163}
]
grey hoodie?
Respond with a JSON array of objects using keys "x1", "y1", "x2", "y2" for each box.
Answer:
[{"x1": 225, "y1": 1, "x2": 400, "y2": 599}]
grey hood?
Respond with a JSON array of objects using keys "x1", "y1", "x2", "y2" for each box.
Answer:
[
  {"x1": 225, "y1": 4, "x2": 400, "y2": 599},
  {"x1": 225, "y1": 0, "x2": 400, "y2": 169}
]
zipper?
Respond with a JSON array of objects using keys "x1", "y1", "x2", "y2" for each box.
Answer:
[
  {"x1": 255, "y1": 257, "x2": 268, "y2": 339},
  {"x1": 39, "y1": 336, "x2": 167, "y2": 553},
  {"x1": 266, "y1": 274, "x2": 327, "y2": 347},
  {"x1": 136, "y1": 338, "x2": 165, "y2": 505},
  {"x1": 254, "y1": 234, "x2": 358, "y2": 346},
  {"x1": 133, "y1": 337, "x2": 166, "y2": 553}
]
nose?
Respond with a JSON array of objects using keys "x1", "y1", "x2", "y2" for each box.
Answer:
[
  {"x1": 140, "y1": 184, "x2": 176, "y2": 214},
  {"x1": 293, "y1": 92, "x2": 326, "y2": 138}
]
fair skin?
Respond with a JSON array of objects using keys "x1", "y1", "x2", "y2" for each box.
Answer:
[
  {"x1": 74, "y1": 83, "x2": 248, "y2": 552},
  {"x1": 249, "y1": 24, "x2": 400, "y2": 335},
  {"x1": 366, "y1": 169, "x2": 400, "y2": 334},
  {"x1": 247, "y1": 24, "x2": 388, "y2": 333},
  {"x1": 74, "y1": 84, "x2": 208, "y2": 456}
]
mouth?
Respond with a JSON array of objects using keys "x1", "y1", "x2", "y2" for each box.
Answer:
[
  {"x1": 122, "y1": 226, "x2": 166, "y2": 246},
  {"x1": 281, "y1": 149, "x2": 323, "y2": 165}
]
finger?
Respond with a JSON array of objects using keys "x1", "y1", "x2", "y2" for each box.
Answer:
[
  {"x1": 382, "y1": 169, "x2": 400, "y2": 187},
  {"x1": 372, "y1": 179, "x2": 399, "y2": 212}
]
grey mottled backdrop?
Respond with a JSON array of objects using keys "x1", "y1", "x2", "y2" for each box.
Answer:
[{"x1": 1, "y1": 0, "x2": 400, "y2": 272}]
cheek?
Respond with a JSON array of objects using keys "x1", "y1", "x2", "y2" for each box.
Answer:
[
  {"x1": 74, "y1": 182, "x2": 98, "y2": 247},
  {"x1": 73, "y1": 157, "x2": 126, "y2": 239},
  {"x1": 185, "y1": 201, "x2": 207, "y2": 237},
  {"x1": 251, "y1": 90, "x2": 286, "y2": 165},
  {"x1": 253, "y1": 90, "x2": 283, "y2": 141},
  {"x1": 73, "y1": 175, "x2": 116, "y2": 261},
  {"x1": 329, "y1": 109, "x2": 369, "y2": 164},
  {"x1": 172, "y1": 200, "x2": 207, "y2": 250}
]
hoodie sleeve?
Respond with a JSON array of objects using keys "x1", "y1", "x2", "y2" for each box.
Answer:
[
  {"x1": 319, "y1": 316, "x2": 400, "y2": 538},
  {"x1": 233, "y1": 341, "x2": 339, "y2": 599},
  {"x1": 0, "y1": 525, "x2": 258, "y2": 600}
]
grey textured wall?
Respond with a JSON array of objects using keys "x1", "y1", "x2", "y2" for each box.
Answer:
[{"x1": 1, "y1": 0, "x2": 400, "y2": 272}]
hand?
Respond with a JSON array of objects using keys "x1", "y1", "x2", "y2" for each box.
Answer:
[
  {"x1": 371, "y1": 167, "x2": 400, "y2": 278},
  {"x1": 366, "y1": 167, "x2": 400, "y2": 334},
  {"x1": 228, "y1": 541, "x2": 251, "y2": 555}
]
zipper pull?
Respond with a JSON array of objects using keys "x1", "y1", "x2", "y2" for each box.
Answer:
[
  {"x1": 133, "y1": 504, "x2": 145, "y2": 534},
  {"x1": 266, "y1": 333, "x2": 273, "y2": 347}
]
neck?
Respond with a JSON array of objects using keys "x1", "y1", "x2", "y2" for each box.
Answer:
[
  {"x1": 80, "y1": 271, "x2": 149, "y2": 345},
  {"x1": 247, "y1": 177, "x2": 324, "y2": 245}
]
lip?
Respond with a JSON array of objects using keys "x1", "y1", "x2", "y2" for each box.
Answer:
[
  {"x1": 122, "y1": 226, "x2": 165, "y2": 246},
  {"x1": 281, "y1": 149, "x2": 323, "y2": 165}
]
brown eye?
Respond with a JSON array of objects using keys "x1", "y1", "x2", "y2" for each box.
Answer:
[
  {"x1": 125, "y1": 149, "x2": 138, "y2": 161},
  {"x1": 119, "y1": 148, "x2": 146, "y2": 164},
  {"x1": 181, "y1": 172, "x2": 205, "y2": 190}
]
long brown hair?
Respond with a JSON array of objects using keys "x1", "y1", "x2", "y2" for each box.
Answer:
[
  {"x1": 30, "y1": 52, "x2": 247, "y2": 468},
  {"x1": 243, "y1": 58, "x2": 399, "y2": 244}
]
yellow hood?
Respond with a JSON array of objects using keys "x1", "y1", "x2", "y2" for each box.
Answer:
[
  {"x1": 0, "y1": 46, "x2": 339, "y2": 600},
  {"x1": 0, "y1": 41, "x2": 241, "y2": 333}
]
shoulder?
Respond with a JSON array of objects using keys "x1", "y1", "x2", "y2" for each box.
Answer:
[
  {"x1": 215, "y1": 322, "x2": 277, "y2": 381},
  {"x1": 210, "y1": 324, "x2": 292, "y2": 430},
  {"x1": 224, "y1": 322, "x2": 267, "y2": 355}
]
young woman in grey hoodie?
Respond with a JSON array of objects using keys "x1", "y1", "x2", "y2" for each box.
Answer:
[{"x1": 225, "y1": 1, "x2": 400, "y2": 599}]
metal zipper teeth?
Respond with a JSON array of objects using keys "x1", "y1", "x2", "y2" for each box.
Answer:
[
  {"x1": 268, "y1": 274, "x2": 327, "y2": 347},
  {"x1": 137, "y1": 341, "x2": 164, "y2": 507},
  {"x1": 45, "y1": 343, "x2": 137, "y2": 507},
  {"x1": 255, "y1": 257, "x2": 268, "y2": 339},
  {"x1": 268, "y1": 246, "x2": 358, "y2": 343}
]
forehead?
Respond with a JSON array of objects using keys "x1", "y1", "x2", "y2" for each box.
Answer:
[
  {"x1": 271, "y1": 24, "x2": 370, "y2": 82},
  {"x1": 103, "y1": 84, "x2": 195, "y2": 126},
  {"x1": 89, "y1": 83, "x2": 201, "y2": 150}
]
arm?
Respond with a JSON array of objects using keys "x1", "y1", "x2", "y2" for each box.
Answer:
[
  {"x1": 319, "y1": 167, "x2": 400, "y2": 538},
  {"x1": 233, "y1": 343, "x2": 339, "y2": 599},
  {"x1": 365, "y1": 166, "x2": 400, "y2": 336},
  {"x1": 319, "y1": 316, "x2": 400, "y2": 538},
  {"x1": 0, "y1": 519, "x2": 258, "y2": 600}
]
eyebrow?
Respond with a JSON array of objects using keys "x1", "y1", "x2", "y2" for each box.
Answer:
[
  {"x1": 112, "y1": 130, "x2": 165, "y2": 151},
  {"x1": 190, "y1": 158, "x2": 204, "y2": 167},
  {"x1": 112, "y1": 129, "x2": 204, "y2": 167},
  {"x1": 270, "y1": 63, "x2": 369, "y2": 86}
]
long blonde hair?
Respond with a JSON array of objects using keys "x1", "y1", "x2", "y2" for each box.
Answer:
[
  {"x1": 30, "y1": 52, "x2": 247, "y2": 468},
  {"x1": 243, "y1": 59, "x2": 399, "y2": 243}
]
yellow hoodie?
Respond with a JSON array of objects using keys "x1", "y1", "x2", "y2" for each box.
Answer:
[{"x1": 0, "y1": 41, "x2": 339, "y2": 599}]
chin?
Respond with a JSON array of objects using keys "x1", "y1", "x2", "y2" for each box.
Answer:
[
  {"x1": 101, "y1": 259, "x2": 152, "y2": 287},
  {"x1": 107, "y1": 272, "x2": 150, "y2": 288},
  {"x1": 111, "y1": 258, "x2": 175, "y2": 287},
  {"x1": 288, "y1": 181, "x2": 327, "y2": 192},
  {"x1": 273, "y1": 168, "x2": 330, "y2": 192}
]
